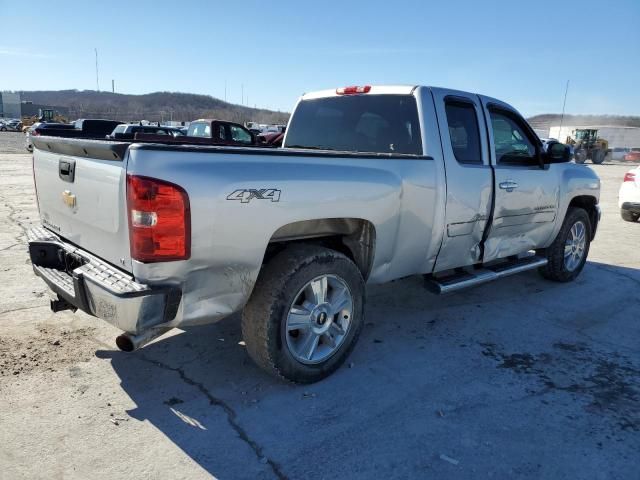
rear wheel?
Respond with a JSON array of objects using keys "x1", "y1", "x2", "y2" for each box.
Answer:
[
  {"x1": 574, "y1": 150, "x2": 587, "y2": 164},
  {"x1": 621, "y1": 209, "x2": 639, "y2": 222},
  {"x1": 242, "y1": 245, "x2": 365, "y2": 383},
  {"x1": 538, "y1": 207, "x2": 591, "y2": 282}
]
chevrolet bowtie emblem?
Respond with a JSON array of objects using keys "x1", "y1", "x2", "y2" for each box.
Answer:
[{"x1": 62, "y1": 190, "x2": 76, "y2": 208}]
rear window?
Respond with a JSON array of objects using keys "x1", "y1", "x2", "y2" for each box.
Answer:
[
  {"x1": 188, "y1": 122, "x2": 211, "y2": 137},
  {"x1": 285, "y1": 95, "x2": 422, "y2": 155}
]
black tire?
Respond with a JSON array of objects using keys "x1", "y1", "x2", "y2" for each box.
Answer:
[
  {"x1": 574, "y1": 150, "x2": 586, "y2": 164},
  {"x1": 242, "y1": 245, "x2": 365, "y2": 383},
  {"x1": 621, "y1": 209, "x2": 639, "y2": 222},
  {"x1": 592, "y1": 150, "x2": 605, "y2": 164},
  {"x1": 538, "y1": 207, "x2": 591, "y2": 282}
]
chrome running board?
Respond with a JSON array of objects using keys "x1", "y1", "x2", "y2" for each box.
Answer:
[{"x1": 425, "y1": 256, "x2": 548, "y2": 294}]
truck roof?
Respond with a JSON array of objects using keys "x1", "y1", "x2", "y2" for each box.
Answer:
[{"x1": 301, "y1": 85, "x2": 417, "y2": 100}]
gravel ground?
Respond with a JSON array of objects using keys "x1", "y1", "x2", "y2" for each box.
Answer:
[
  {"x1": 0, "y1": 131, "x2": 29, "y2": 154},
  {"x1": 0, "y1": 152, "x2": 639, "y2": 480}
]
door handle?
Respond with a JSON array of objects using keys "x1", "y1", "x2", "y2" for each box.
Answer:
[{"x1": 499, "y1": 181, "x2": 519, "y2": 192}]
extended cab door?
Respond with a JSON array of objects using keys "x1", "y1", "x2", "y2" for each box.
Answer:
[
  {"x1": 479, "y1": 96, "x2": 560, "y2": 261},
  {"x1": 431, "y1": 88, "x2": 493, "y2": 271}
]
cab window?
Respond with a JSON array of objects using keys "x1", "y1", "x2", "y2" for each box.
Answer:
[
  {"x1": 489, "y1": 110, "x2": 538, "y2": 166},
  {"x1": 444, "y1": 100, "x2": 482, "y2": 165}
]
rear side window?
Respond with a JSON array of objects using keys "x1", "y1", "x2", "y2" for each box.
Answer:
[
  {"x1": 444, "y1": 101, "x2": 482, "y2": 164},
  {"x1": 216, "y1": 125, "x2": 227, "y2": 140},
  {"x1": 285, "y1": 95, "x2": 422, "y2": 155},
  {"x1": 230, "y1": 125, "x2": 253, "y2": 144}
]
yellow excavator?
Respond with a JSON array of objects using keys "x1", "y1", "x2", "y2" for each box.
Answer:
[{"x1": 565, "y1": 129, "x2": 608, "y2": 164}]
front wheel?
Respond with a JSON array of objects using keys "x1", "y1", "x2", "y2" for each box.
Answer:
[
  {"x1": 538, "y1": 207, "x2": 591, "y2": 282},
  {"x1": 592, "y1": 150, "x2": 606, "y2": 164},
  {"x1": 242, "y1": 245, "x2": 365, "y2": 383}
]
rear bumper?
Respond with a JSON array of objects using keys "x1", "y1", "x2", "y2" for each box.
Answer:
[{"x1": 28, "y1": 226, "x2": 181, "y2": 334}]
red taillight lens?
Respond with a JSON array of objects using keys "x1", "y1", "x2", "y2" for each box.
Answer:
[
  {"x1": 126, "y1": 175, "x2": 190, "y2": 262},
  {"x1": 336, "y1": 85, "x2": 371, "y2": 95},
  {"x1": 623, "y1": 172, "x2": 636, "y2": 182}
]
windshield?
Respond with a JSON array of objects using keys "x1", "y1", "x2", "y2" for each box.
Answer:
[{"x1": 285, "y1": 94, "x2": 422, "y2": 155}]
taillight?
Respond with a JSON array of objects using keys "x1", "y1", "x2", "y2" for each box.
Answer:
[
  {"x1": 126, "y1": 175, "x2": 190, "y2": 262},
  {"x1": 336, "y1": 85, "x2": 371, "y2": 95},
  {"x1": 623, "y1": 172, "x2": 636, "y2": 182}
]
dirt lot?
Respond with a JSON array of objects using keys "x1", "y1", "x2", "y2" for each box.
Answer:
[
  {"x1": 0, "y1": 148, "x2": 639, "y2": 479},
  {"x1": 0, "y1": 131, "x2": 29, "y2": 154}
]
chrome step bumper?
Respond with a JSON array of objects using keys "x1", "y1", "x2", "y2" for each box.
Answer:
[{"x1": 28, "y1": 226, "x2": 181, "y2": 334}]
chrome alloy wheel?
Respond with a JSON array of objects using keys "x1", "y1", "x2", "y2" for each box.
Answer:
[
  {"x1": 564, "y1": 220, "x2": 587, "y2": 272},
  {"x1": 285, "y1": 274, "x2": 353, "y2": 364}
]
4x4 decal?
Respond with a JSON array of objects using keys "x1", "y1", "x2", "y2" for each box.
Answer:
[{"x1": 227, "y1": 188, "x2": 281, "y2": 203}]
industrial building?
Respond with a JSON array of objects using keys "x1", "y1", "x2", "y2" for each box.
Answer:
[
  {"x1": 549, "y1": 125, "x2": 640, "y2": 149},
  {"x1": 0, "y1": 92, "x2": 21, "y2": 119}
]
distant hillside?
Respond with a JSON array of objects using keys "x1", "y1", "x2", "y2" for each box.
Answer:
[
  {"x1": 527, "y1": 114, "x2": 640, "y2": 132},
  {"x1": 19, "y1": 90, "x2": 289, "y2": 125}
]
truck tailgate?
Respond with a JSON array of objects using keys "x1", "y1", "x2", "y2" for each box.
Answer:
[{"x1": 32, "y1": 138, "x2": 132, "y2": 272}]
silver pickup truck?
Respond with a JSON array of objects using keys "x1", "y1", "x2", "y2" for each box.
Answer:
[{"x1": 29, "y1": 85, "x2": 601, "y2": 383}]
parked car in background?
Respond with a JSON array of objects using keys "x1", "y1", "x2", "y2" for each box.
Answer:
[
  {"x1": 187, "y1": 119, "x2": 256, "y2": 146},
  {"x1": 619, "y1": 166, "x2": 640, "y2": 222},
  {"x1": 25, "y1": 122, "x2": 74, "y2": 152},
  {"x1": 257, "y1": 131, "x2": 284, "y2": 147},
  {"x1": 623, "y1": 149, "x2": 640, "y2": 162},
  {"x1": 107, "y1": 124, "x2": 184, "y2": 140},
  {"x1": 1, "y1": 119, "x2": 23, "y2": 131},
  {"x1": 24, "y1": 123, "x2": 41, "y2": 152}
]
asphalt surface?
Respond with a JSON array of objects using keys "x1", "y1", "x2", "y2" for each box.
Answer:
[{"x1": 0, "y1": 151, "x2": 639, "y2": 480}]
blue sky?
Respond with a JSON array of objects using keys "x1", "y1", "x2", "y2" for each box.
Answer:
[{"x1": 1, "y1": 0, "x2": 639, "y2": 116}]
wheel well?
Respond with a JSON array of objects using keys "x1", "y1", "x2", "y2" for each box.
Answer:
[
  {"x1": 568, "y1": 195, "x2": 598, "y2": 239},
  {"x1": 265, "y1": 218, "x2": 376, "y2": 280}
]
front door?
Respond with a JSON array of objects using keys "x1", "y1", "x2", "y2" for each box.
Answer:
[{"x1": 480, "y1": 96, "x2": 559, "y2": 261}]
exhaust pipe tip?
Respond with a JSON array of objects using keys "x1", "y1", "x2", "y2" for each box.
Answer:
[
  {"x1": 115, "y1": 327, "x2": 172, "y2": 352},
  {"x1": 115, "y1": 334, "x2": 135, "y2": 352}
]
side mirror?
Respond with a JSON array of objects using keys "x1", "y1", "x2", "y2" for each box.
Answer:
[{"x1": 547, "y1": 142, "x2": 573, "y2": 163}]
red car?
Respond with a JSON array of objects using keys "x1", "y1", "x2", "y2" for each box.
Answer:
[
  {"x1": 623, "y1": 150, "x2": 640, "y2": 162},
  {"x1": 257, "y1": 131, "x2": 284, "y2": 147}
]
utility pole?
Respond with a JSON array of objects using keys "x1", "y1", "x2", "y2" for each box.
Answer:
[
  {"x1": 558, "y1": 80, "x2": 569, "y2": 140},
  {"x1": 95, "y1": 48, "x2": 100, "y2": 92},
  {"x1": 241, "y1": 84, "x2": 244, "y2": 106},
  {"x1": 112, "y1": 79, "x2": 115, "y2": 93}
]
